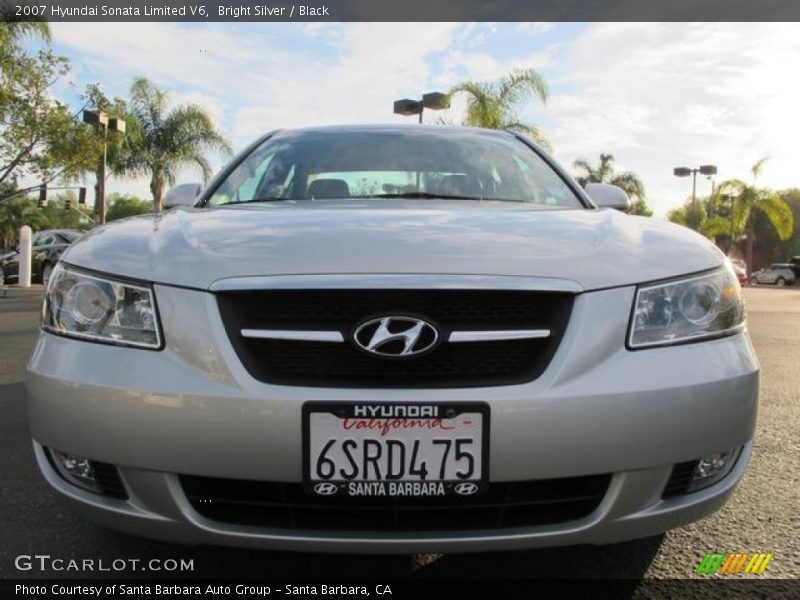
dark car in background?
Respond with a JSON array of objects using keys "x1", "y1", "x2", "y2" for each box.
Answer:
[
  {"x1": 790, "y1": 257, "x2": 800, "y2": 281},
  {"x1": 0, "y1": 230, "x2": 82, "y2": 286}
]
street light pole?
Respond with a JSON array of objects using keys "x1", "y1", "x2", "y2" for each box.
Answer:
[
  {"x1": 393, "y1": 92, "x2": 449, "y2": 191},
  {"x1": 729, "y1": 194, "x2": 735, "y2": 253},
  {"x1": 83, "y1": 111, "x2": 125, "y2": 225},
  {"x1": 673, "y1": 164, "x2": 717, "y2": 230},
  {"x1": 98, "y1": 122, "x2": 108, "y2": 225}
]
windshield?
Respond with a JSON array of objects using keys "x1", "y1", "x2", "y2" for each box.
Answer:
[{"x1": 205, "y1": 128, "x2": 584, "y2": 208}]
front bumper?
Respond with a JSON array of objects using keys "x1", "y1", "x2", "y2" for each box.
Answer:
[{"x1": 25, "y1": 283, "x2": 759, "y2": 552}]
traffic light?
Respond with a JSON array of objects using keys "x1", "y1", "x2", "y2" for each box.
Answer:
[
  {"x1": 78, "y1": 187, "x2": 87, "y2": 205},
  {"x1": 64, "y1": 196, "x2": 72, "y2": 211},
  {"x1": 37, "y1": 184, "x2": 47, "y2": 208}
]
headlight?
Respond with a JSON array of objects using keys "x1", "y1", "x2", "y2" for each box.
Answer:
[
  {"x1": 43, "y1": 264, "x2": 162, "y2": 349},
  {"x1": 629, "y1": 267, "x2": 744, "y2": 349}
]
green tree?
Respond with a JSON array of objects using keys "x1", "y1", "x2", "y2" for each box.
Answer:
[
  {"x1": 667, "y1": 197, "x2": 723, "y2": 237},
  {"x1": 745, "y1": 189, "x2": 800, "y2": 267},
  {"x1": 119, "y1": 78, "x2": 232, "y2": 212},
  {"x1": 447, "y1": 68, "x2": 551, "y2": 150},
  {"x1": 38, "y1": 191, "x2": 92, "y2": 231},
  {"x1": 0, "y1": 196, "x2": 47, "y2": 250},
  {"x1": 0, "y1": 24, "x2": 97, "y2": 200},
  {"x1": 667, "y1": 194, "x2": 744, "y2": 248},
  {"x1": 572, "y1": 153, "x2": 652, "y2": 216},
  {"x1": 714, "y1": 158, "x2": 793, "y2": 271},
  {"x1": 106, "y1": 193, "x2": 152, "y2": 222},
  {"x1": 0, "y1": 21, "x2": 50, "y2": 48},
  {"x1": 0, "y1": 191, "x2": 92, "y2": 251}
]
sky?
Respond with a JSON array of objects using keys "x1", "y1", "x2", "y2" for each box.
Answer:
[{"x1": 44, "y1": 22, "x2": 800, "y2": 217}]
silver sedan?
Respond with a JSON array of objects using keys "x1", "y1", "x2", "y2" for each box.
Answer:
[{"x1": 26, "y1": 125, "x2": 758, "y2": 553}]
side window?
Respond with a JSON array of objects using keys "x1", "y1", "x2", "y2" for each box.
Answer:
[
  {"x1": 512, "y1": 154, "x2": 573, "y2": 206},
  {"x1": 235, "y1": 160, "x2": 271, "y2": 202},
  {"x1": 207, "y1": 148, "x2": 295, "y2": 205},
  {"x1": 262, "y1": 164, "x2": 295, "y2": 199}
]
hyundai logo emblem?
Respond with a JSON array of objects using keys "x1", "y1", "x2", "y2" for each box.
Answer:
[
  {"x1": 453, "y1": 482, "x2": 479, "y2": 496},
  {"x1": 313, "y1": 482, "x2": 339, "y2": 496},
  {"x1": 353, "y1": 316, "x2": 439, "y2": 358}
]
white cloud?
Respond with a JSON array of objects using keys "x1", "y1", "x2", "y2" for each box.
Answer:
[
  {"x1": 51, "y1": 22, "x2": 264, "y2": 94},
  {"x1": 542, "y1": 23, "x2": 800, "y2": 215},
  {"x1": 49, "y1": 22, "x2": 800, "y2": 213},
  {"x1": 229, "y1": 23, "x2": 464, "y2": 136},
  {"x1": 436, "y1": 47, "x2": 553, "y2": 87}
]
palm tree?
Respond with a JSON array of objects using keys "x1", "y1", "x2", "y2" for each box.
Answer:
[
  {"x1": 119, "y1": 78, "x2": 232, "y2": 212},
  {"x1": 0, "y1": 22, "x2": 50, "y2": 48},
  {"x1": 448, "y1": 68, "x2": 550, "y2": 150},
  {"x1": 572, "y1": 153, "x2": 651, "y2": 215},
  {"x1": 667, "y1": 199, "x2": 723, "y2": 237},
  {"x1": 714, "y1": 158, "x2": 793, "y2": 271}
]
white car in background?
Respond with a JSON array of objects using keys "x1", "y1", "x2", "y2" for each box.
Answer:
[{"x1": 750, "y1": 263, "x2": 795, "y2": 287}]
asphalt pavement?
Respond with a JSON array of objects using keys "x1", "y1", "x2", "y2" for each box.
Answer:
[{"x1": 0, "y1": 287, "x2": 797, "y2": 580}]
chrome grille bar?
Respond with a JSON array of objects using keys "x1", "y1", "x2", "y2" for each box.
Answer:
[
  {"x1": 240, "y1": 329, "x2": 550, "y2": 343},
  {"x1": 448, "y1": 330, "x2": 551, "y2": 342},
  {"x1": 240, "y1": 329, "x2": 345, "y2": 343}
]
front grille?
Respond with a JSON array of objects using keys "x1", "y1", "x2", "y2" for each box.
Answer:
[
  {"x1": 217, "y1": 289, "x2": 573, "y2": 387},
  {"x1": 662, "y1": 460, "x2": 698, "y2": 498},
  {"x1": 181, "y1": 474, "x2": 610, "y2": 532}
]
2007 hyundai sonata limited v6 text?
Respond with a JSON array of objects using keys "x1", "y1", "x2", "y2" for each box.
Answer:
[{"x1": 25, "y1": 125, "x2": 758, "y2": 553}]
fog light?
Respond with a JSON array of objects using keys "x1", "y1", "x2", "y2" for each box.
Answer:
[
  {"x1": 50, "y1": 450, "x2": 102, "y2": 493},
  {"x1": 687, "y1": 448, "x2": 740, "y2": 492}
]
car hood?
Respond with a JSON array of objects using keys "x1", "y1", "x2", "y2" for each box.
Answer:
[{"x1": 63, "y1": 202, "x2": 724, "y2": 292}]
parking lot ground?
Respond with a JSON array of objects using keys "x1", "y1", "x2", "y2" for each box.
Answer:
[{"x1": 0, "y1": 288, "x2": 798, "y2": 580}]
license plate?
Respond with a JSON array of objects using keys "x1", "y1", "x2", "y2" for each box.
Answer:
[{"x1": 303, "y1": 402, "x2": 489, "y2": 498}]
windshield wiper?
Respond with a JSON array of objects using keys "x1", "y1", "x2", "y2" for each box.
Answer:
[
  {"x1": 221, "y1": 197, "x2": 293, "y2": 205},
  {"x1": 222, "y1": 194, "x2": 526, "y2": 205},
  {"x1": 373, "y1": 192, "x2": 524, "y2": 202}
]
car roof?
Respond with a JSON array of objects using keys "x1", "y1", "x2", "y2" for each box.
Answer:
[{"x1": 272, "y1": 123, "x2": 521, "y2": 141}]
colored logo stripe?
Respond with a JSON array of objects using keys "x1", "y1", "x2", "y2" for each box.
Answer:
[
  {"x1": 697, "y1": 553, "x2": 773, "y2": 574},
  {"x1": 719, "y1": 553, "x2": 749, "y2": 574},
  {"x1": 697, "y1": 553, "x2": 726, "y2": 574},
  {"x1": 745, "y1": 553, "x2": 773, "y2": 574}
]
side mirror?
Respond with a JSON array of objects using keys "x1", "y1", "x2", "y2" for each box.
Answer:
[
  {"x1": 584, "y1": 183, "x2": 631, "y2": 211},
  {"x1": 163, "y1": 183, "x2": 202, "y2": 209}
]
